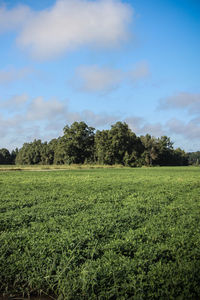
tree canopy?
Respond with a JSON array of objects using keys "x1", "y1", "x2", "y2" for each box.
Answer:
[{"x1": 1, "y1": 121, "x2": 192, "y2": 166}]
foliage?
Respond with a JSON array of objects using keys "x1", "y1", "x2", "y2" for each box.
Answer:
[
  {"x1": 0, "y1": 148, "x2": 17, "y2": 165},
  {"x1": 188, "y1": 151, "x2": 200, "y2": 165},
  {"x1": 1, "y1": 121, "x2": 190, "y2": 166},
  {"x1": 15, "y1": 140, "x2": 53, "y2": 165},
  {"x1": 94, "y1": 122, "x2": 142, "y2": 165},
  {"x1": 61, "y1": 121, "x2": 95, "y2": 164},
  {"x1": 0, "y1": 167, "x2": 200, "y2": 299},
  {"x1": 0, "y1": 148, "x2": 11, "y2": 164}
]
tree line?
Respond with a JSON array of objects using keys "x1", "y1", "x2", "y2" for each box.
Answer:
[{"x1": 0, "y1": 121, "x2": 196, "y2": 166}]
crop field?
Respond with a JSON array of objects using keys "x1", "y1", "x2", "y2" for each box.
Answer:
[{"x1": 0, "y1": 167, "x2": 200, "y2": 299}]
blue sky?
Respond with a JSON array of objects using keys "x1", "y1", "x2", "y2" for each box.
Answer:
[{"x1": 0, "y1": 0, "x2": 199, "y2": 151}]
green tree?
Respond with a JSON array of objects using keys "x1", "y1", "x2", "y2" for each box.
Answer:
[
  {"x1": 10, "y1": 148, "x2": 19, "y2": 164},
  {"x1": 0, "y1": 148, "x2": 12, "y2": 164},
  {"x1": 15, "y1": 140, "x2": 52, "y2": 165},
  {"x1": 60, "y1": 122, "x2": 95, "y2": 164},
  {"x1": 95, "y1": 122, "x2": 143, "y2": 165},
  {"x1": 109, "y1": 122, "x2": 138, "y2": 164},
  {"x1": 157, "y1": 136, "x2": 174, "y2": 165},
  {"x1": 172, "y1": 148, "x2": 188, "y2": 166},
  {"x1": 95, "y1": 129, "x2": 114, "y2": 164},
  {"x1": 140, "y1": 134, "x2": 159, "y2": 166},
  {"x1": 40, "y1": 142, "x2": 54, "y2": 164},
  {"x1": 187, "y1": 151, "x2": 200, "y2": 165},
  {"x1": 53, "y1": 137, "x2": 68, "y2": 164}
]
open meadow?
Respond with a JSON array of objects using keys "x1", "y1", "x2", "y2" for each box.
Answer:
[{"x1": 0, "y1": 166, "x2": 200, "y2": 299}]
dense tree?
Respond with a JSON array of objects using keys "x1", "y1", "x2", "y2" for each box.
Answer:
[
  {"x1": 40, "y1": 142, "x2": 54, "y2": 164},
  {"x1": 188, "y1": 151, "x2": 200, "y2": 165},
  {"x1": 53, "y1": 137, "x2": 68, "y2": 164},
  {"x1": 95, "y1": 122, "x2": 143, "y2": 166},
  {"x1": 10, "y1": 148, "x2": 19, "y2": 164},
  {"x1": 95, "y1": 129, "x2": 113, "y2": 164},
  {"x1": 140, "y1": 134, "x2": 159, "y2": 166},
  {"x1": 109, "y1": 122, "x2": 143, "y2": 165},
  {"x1": 140, "y1": 135, "x2": 180, "y2": 166},
  {"x1": 172, "y1": 148, "x2": 188, "y2": 166},
  {"x1": 156, "y1": 136, "x2": 174, "y2": 166},
  {"x1": 15, "y1": 140, "x2": 53, "y2": 165},
  {"x1": 2, "y1": 121, "x2": 192, "y2": 167},
  {"x1": 60, "y1": 122, "x2": 95, "y2": 164},
  {"x1": 0, "y1": 148, "x2": 12, "y2": 164}
]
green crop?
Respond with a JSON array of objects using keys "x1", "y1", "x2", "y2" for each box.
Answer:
[{"x1": 0, "y1": 167, "x2": 200, "y2": 299}]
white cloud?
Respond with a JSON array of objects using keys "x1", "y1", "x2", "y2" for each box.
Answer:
[
  {"x1": 124, "y1": 116, "x2": 144, "y2": 133},
  {"x1": 26, "y1": 97, "x2": 66, "y2": 120},
  {"x1": 126, "y1": 115, "x2": 200, "y2": 149},
  {"x1": 141, "y1": 123, "x2": 165, "y2": 137},
  {"x1": 0, "y1": 94, "x2": 120, "y2": 149},
  {"x1": 73, "y1": 60, "x2": 151, "y2": 93},
  {"x1": 125, "y1": 116, "x2": 165, "y2": 137},
  {"x1": 0, "y1": 4, "x2": 32, "y2": 33},
  {"x1": 0, "y1": 94, "x2": 28, "y2": 112},
  {"x1": 2, "y1": 93, "x2": 199, "y2": 151},
  {"x1": 0, "y1": 113, "x2": 24, "y2": 139},
  {"x1": 81, "y1": 110, "x2": 119, "y2": 126},
  {"x1": 167, "y1": 118, "x2": 200, "y2": 140},
  {"x1": 0, "y1": 0, "x2": 133, "y2": 59},
  {"x1": 0, "y1": 67, "x2": 33, "y2": 84},
  {"x1": 75, "y1": 65, "x2": 123, "y2": 92},
  {"x1": 158, "y1": 92, "x2": 200, "y2": 114}
]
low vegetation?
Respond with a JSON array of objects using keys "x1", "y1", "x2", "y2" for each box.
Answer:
[{"x1": 1, "y1": 167, "x2": 200, "y2": 299}]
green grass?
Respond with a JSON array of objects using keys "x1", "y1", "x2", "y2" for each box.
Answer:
[{"x1": 0, "y1": 167, "x2": 200, "y2": 299}]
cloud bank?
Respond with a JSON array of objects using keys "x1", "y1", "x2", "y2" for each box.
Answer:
[
  {"x1": 158, "y1": 92, "x2": 200, "y2": 114},
  {"x1": 0, "y1": 0, "x2": 133, "y2": 59},
  {"x1": 1, "y1": 92, "x2": 200, "y2": 151},
  {"x1": 0, "y1": 94, "x2": 120, "y2": 149},
  {"x1": 157, "y1": 91, "x2": 200, "y2": 145},
  {"x1": 1, "y1": 93, "x2": 165, "y2": 150}
]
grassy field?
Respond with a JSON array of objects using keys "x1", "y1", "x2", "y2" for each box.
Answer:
[{"x1": 0, "y1": 167, "x2": 200, "y2": 299}]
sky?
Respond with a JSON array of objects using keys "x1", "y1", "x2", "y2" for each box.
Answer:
[{"x1": 0, "y1": 0, "x2": 200, "y2": 152}]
